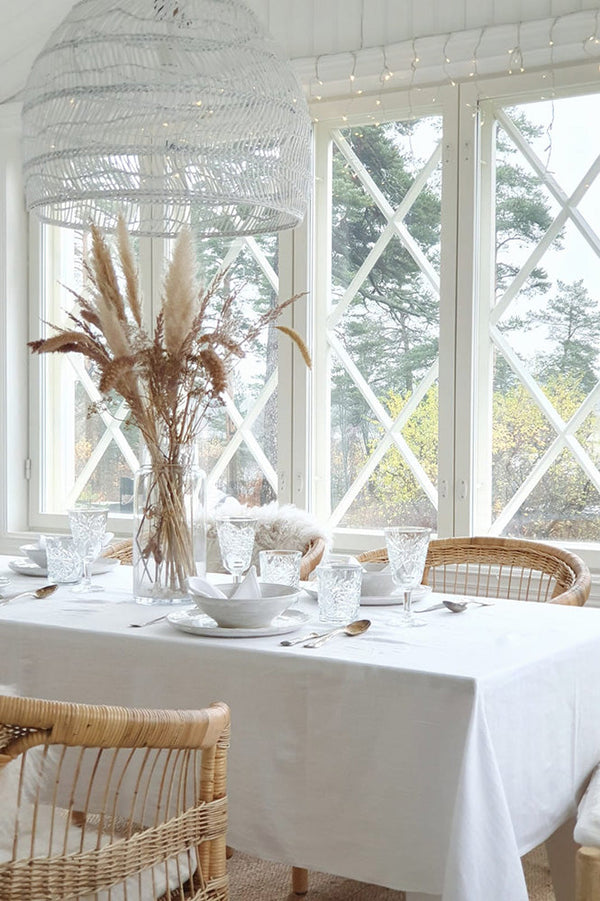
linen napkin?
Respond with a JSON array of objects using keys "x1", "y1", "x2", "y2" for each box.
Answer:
[{"x1": 188, "y1": 566, "x2": 261, "y2": 599}]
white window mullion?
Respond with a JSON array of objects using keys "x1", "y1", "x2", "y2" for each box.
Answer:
[
  {"x1": 311, "y1": 123, "x2": 333, "y2": 523},
  {"x1": 454, "y1": 84, "x2": 485, "y2": 536}
]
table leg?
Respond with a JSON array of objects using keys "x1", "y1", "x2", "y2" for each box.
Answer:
[
  {"x1": 545, "y1": 817, "x2": 577, "y2": 901},
  {"x1": 291, "y1": 866, "x2": 309, "y2": 894}
]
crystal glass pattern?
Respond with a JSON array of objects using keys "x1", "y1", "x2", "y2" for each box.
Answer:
[
  {"x1": 317, "y1": 563, "x2": 362, "y2": 624},
  {"x1": 384, "y1": 527, "x2": 431, "y2": 626},
  {"x1": 216, "y1": 516, "x2": 257, "y2": 583},
  {"x1": 45, "y1": 536, "x2": 83, "y2": 584},
  {"x1": 68, "y1": 505, "x2": 109, "y2": 592},
  {"x1": 259, "y1": 549, "x2": 302, "y2": 589}
]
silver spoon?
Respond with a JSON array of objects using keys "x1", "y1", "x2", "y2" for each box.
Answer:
[
  {"x1": 303, "y1": 618, "x2": 371, "y2": 648},
  {"x1": 443, "y1": 599, "x2": 494, "y2": 613},
  {"x1": 0, "y1": 584, "x2": 58, "y2": 606}
]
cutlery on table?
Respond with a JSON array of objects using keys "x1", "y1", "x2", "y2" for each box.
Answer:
[
  {"x1": 0, "y1": 584, "x2": 58, "y2": 606},
  {"x1": 443, "y1": 599, "x2": 494, "y2": 613},
  {"x1": 279, "y1": 631, "x2": 320, "y2": 647},
  {"x1": 129, "y1": 614, "x2": 169, "y2": 629},
  {"x1": 302, "y1": 619, "x2": 371, "y2": 648},
  {"x1": 418, "y1": 599, "x2": 494, "y2": 614}
]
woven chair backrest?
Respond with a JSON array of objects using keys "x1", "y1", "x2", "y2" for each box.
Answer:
[
  {"x1": 0, "y1": 695, "x2": 230, "y2": 901},
  {"x1": 359, "y1": 536, "x2": 590, "y2": 606}
]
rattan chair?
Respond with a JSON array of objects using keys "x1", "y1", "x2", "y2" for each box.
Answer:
[
  {"x1": 358, "y1": 535, "x2": 591, "y2": 606},
  {"x1": 0, "y1": 693, "x2": 230, "y2": 900},
  {"x1": 104, "y1": 536, "x2": 326, "y2": 581}
]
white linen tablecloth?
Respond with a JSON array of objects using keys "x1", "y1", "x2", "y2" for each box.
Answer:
[{"x1": 0, "y1": 557, "x2": 599, "y2": 901}]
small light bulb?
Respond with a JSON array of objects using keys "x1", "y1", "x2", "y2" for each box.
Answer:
[{"x1": 349, "y1": 73, "x2": 355, "y2": 82}]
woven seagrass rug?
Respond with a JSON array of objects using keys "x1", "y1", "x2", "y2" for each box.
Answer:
[{"x1": 228, "y1": 845, "x2": 555, "y2": 900}]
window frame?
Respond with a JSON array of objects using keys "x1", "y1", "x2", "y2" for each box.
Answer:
[{"x1": 4, "y1": 60, "x2": 600, "y2": 575}]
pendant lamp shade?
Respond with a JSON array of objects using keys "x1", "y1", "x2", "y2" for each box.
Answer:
[{"x1": 21, "y1": 0, "x2": 311, "y2": 237}]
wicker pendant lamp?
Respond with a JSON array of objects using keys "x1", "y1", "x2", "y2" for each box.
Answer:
[{"x1": 21, "y1": 0, "x2": 311, "y2": 237}]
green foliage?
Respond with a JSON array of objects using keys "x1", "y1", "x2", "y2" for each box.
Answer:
[{"x1": 329, "y1": 111, "x2": 600, "y2": 539}]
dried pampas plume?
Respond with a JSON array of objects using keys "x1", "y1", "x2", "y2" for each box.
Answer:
[{"x1": 28, "y1": 220, "x2": 309, "y2": 461}]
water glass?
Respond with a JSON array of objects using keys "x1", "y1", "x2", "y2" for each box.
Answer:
[
  {"x1": 68, "y1": 505, "x2": 109, "y2": 592},
  {"x1": 259, "y1": 549, "x2": 302, "y2": 589},
  {"x1": 384, "y1": 526, "x2": 431, "y2": 627},
  {"x1": 215, "y1": 515, "x2": 257, "y2": 583},
  {"x1": 317, "y1": 563, "x2": 362, "y2": 624},
  {"x1": 45, "y1": 536, "x2": 83, "y2": 584}
]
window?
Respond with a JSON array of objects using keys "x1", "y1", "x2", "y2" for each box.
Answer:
[
  {"x1": 31, "y1": 226, "x2": 289, "y2": 530},
  {"x1": 27, "y1": 62, "x2": 600, "y2": 569}
]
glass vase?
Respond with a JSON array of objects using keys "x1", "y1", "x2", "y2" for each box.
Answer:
[{"x1": 133, "y1": 454, "x2": 206, "y2": 605}]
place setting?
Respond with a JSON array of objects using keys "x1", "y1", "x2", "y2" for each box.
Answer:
[
  {"x1": 11, "y1": 509, "x2": 118, "y2": 586},
  {"x1": 6, "y1": 507, "x2": 122, "y2": 612},
  {"x1": 144, "y1": 515, "x2": 313, "y2": 638}
]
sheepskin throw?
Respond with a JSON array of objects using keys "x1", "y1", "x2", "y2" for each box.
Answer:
[{"x1": 208, "y1": 501, "x2": 330, "y2": 573}]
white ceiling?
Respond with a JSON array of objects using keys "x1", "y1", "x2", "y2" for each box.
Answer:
[{"x1": 0, "y1": 0, "x2": 591, "y2": 105}]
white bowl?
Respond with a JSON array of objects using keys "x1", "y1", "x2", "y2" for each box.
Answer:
[
  {"x1": 188, "y1": 582, "x2": 300, "y2": 629},
  {"x1": 360, "y1": 563, "x2": 395, "y2": 597},
  {"x1": 20, "y1": 544, "x2": 48, "y2": 568}
]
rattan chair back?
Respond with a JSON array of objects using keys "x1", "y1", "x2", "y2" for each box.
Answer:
[
  {"x1": 0, "y1": 694, "x2": 230, "y2": 900},
  {"x1": 104, "y1": 536, "x2": 326, "y2": 581},
  {"x1": 359, "y1": 536, "x2": 590, "y2": 606}
]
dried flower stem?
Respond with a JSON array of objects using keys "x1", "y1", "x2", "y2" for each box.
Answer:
[{"x1": 29, "y1": 220, "x2": 309, "y2": 598}]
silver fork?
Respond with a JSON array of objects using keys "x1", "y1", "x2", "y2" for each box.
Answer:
[
  {"x1": 280, "y1": 631, "x2": 319, "y2": 647},
  {"x1": 129, "y1": 614, "x2": 169, "y2": 629}
]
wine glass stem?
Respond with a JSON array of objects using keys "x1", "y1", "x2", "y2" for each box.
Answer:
[
  {"x1": 404, "y1": 589, "x2": 412, "y2": 616},
  {"x1": 82, "y1": 559, "x2": 93, "y2": 590},
  {"x1": 232, "y1": 570, "x2": 243, "y2": 584}
]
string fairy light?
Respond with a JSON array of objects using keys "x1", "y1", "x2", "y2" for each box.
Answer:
[
  {"x1": 442, "y1": 33, "x2": 457, "y2": 86},
  {"x1": 508, "y1": 23, "x2": 525, "y2": 74},
  {"x1": 380, "y1": 45, "x2": 394, "y2": 83},
  {"x1": 303, "y1": 8, "x2": 600, "y2": 127},
  {"x1": 583, "y1": 7, "x2": 600, "y2": 51}
]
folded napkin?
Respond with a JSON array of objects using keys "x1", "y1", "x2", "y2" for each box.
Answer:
[{"x1": 189, "y1": 566, "x2": 261, "y2": 599}]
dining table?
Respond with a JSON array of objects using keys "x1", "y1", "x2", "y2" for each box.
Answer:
[{"x1": 0, "y1": 554, "x2": 599, "y2": 901}]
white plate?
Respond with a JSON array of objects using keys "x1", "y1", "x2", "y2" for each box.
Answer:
[
  {"x1": 300, "y1": 584, "x2": 432, "y2": 606},
  {"x1": 167, "y1": 607, "x2": 310, "y2": 638},
  {"x1": 8, "y1": 558, "x2": 120, "y2": 577}
]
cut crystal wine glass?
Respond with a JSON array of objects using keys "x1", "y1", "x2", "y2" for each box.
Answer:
[
  {"x1": 384, "y1": 527, "x2": 431, "y2": 627},
  {"x1": 68, "y1": 505, "x2": 109, "y2": 593},
  {"x1": 215, "y1": 515, "x2": 257, "y2": 583}
]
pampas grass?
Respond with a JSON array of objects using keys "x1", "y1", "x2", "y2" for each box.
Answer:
[{"x1": 29, "y1": 220, "x2": 309, "y2": 597}]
